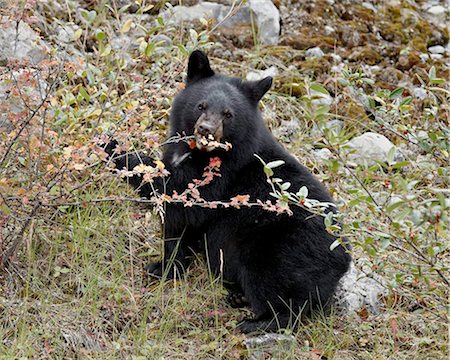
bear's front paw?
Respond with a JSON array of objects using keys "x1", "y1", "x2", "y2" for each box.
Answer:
[
  {"x1": 237, "y1": 319, "x2": 275, "y2": 334},
  {"x1": 145, "y1": 261, "x2": 165, "y2": 279},
  {"x1": 226, "y1": 291, "x2": 249, "y2": 308},
  {"x1": 145, "y1": 261, "x2": 186, "y2": 279}
]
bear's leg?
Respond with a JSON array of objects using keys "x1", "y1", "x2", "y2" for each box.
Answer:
[{"x1": 146, "y1": 226, "x2": 200, "y2": 279}]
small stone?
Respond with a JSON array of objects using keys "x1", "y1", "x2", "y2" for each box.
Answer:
[
  {"x1": 246, "y1": 66, "x2": 278, "y2": 81},
  {"x1": 313, "y1": 148, "x2": 332, "y2": 161},
  {"x1": 305, "y1": 46, "x2": 324, "y2": 58},
  {"x1": 324, "y1": 25, "x2": 335, "y2": 34},
  {"x1": 430, "y1": 53, "x2": 443, "y2": 60},
  {"x1": 427, "y1": 5, "x2": 446, "y2": 15},
  {"x1": 419, "y1": 53, "x2": 430, "y2": 62},
  {"x1": 244, "y1": 333, "x2": 295, "y2": 357},
  {"x1": 362, "y1": 2, "x2": 376, "y2": 12},
  {"x1": 311, "y1": 88, "x2": 333, "y2": 106},
  {"x1": 428, "y1": 45, "x2": 445, "y2": 54},
  {"x1": 412, "y1": 87, "x2": 428, "y2": 100}
]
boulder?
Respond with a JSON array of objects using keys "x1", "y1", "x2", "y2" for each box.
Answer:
[
  {"x1": 164, "y1": 0, "x2": 280, "y2": 45},
  {"x1": 0, "y1": 18, "x2": 49, "y2": 64},
  {"x1": 346, "y1": 132, "x2": 398, "y2": 165},
  {"x1": 333, "y1": 260, "x2": 387, "y2": 315}
]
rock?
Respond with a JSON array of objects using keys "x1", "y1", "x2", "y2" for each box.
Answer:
[
  {"x1": 419, "y1": 53, "x2": 430, "y2": 62},
  {"x1": 272, "y1": 119, "x2": 300, "y2": 139},
  {"x1": 325, "y1": 119, "x2": 344, "y2": 132},
  {"x1": 244, "y1": 333, "x2": 295, "y2": 359},
  {"x1": 164, "y1": 2, "x2": 226, "y2": 24},
  {"x1": 305, "y1": 46, "x2": 324, "y2": 58},
  {"x1": 311, "y1": 88, "x2": 333, "y2": 106},
  {"x1": 164, "y1": 0, "x2": 279, "y2": 45},
  {"x1": 312, "y1": 148, "x2": 332, "y2": 161},
  {"x1": 412, "y1": 87, "x2": 428, "y2": 100},
  {"x1": 56, "y1": 23, "x2": 79, "y2": 44},
  {"x1": 0, "y1": 19, "x2": 49, "y2": 64},
  {"x1": 430, "y1": 53, "x2": 443, "y2": 60},
  {"x1": 324, "y1": 25, "x2": 335, "y2": 34},
  {"x1": 246, "y1": 66, "x2": 278, "y2": 81},
  {"x1": 345, "y1": 132, "x2": 398, "y2": 165},
  {"x1": 247, "y1": 0, "x2": 280, "y2": 45},
  {"x1": 427, "y1": 5, "x2": 446, "y2": 16},
  {"x1": 333, "y1": 260, "x2": 387, "y2": 315},
  {"x1": 428, "y1": 45, "x2": 445, "y2": 54}
]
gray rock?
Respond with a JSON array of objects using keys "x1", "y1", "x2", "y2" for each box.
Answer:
[
  {"x1": 412, "y1": 87, "x2": 428, "y2": 100},
  {"x1": 164, "y1": 0, "x2": 280, "y2": 45},
  {"x1": 312, "y1": 148, "x2": 332, "y2": 161},
  {"x1": 427, "y1": 5, "x2": 446, "y2": 15},
  {"x1": 56, "y1": 23, "x2": 79, "y2": 44},
  {"x1": 325, "y1": 119, "x2": 344, "y2": 132},
  {"x1": 311, "y1": 89, "x2": 333, "y2": 106},
  {"x1": 0, "y1": 19, "x2": 49, "y2": 64},
  {"x1": 419, "y1": 53, "x2": 430, "y2": 62},
  {"x1": 305, "y1": 46, "x2": 324, "y2": 58},
  {"x1": 244, "y1": 334, "x2": 295, "y2": 359},
  {"x1": 272, "y1": 119, "x2": 300, "y2": 139},
  {"x1": 246, "y1": 66, "x2": 278, "y2": 81},
  {"x1": 345, "y1": 132, "x2": 397, "y2": 165},
  {"x1": 333, "y1": 260, "x2": 387, "y2": 314},
  {"x1": 247, "y1": 0, "x2": 280, "y2": 45},
  {"x1": 324, "y1": 25, "x2": 335, "y2": 34},
  {"x1": 164, "y1": 2, "x2": 226, "y2": 24},
  {"x1": 428, "y1": 45, "x2": 445, "y2": 54},
  {"x1": 430, "y1": 53, "x2": 443, "y2": 60}
]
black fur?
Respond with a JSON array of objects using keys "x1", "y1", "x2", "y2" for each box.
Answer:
[{"x1": 108, "y1": 50, "x2": 351, "y2": 333}]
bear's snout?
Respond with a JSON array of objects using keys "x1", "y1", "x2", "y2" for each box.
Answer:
[{"x1": 193, "y1": 113, "x2": 224, "y2": 151}]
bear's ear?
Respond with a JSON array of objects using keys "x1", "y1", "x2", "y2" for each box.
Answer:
[
  {"x1": 187, "y1": 50, "x2": 215, "y2": 84},
  {"x1": 242, "y1": 76, "x2": 273, "y2": 104}
]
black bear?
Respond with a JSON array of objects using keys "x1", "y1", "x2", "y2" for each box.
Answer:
[{"x1": 108, "y1": 50, "x2": 351, "y2": 333}]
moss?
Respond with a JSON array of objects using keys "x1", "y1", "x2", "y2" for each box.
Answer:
[
  {"x1": 282, "y1": 34, "x2": 336, "y2": 50},
  {"x1": 379, "y1": 22, "x2": 408, "y2": 44},
  {"x1": 408, "y1": 37, "x2": 428, "y2": 52},
  {"x1": 396, "y1": 51, "x2": 421, "y2": 71},
  {"x1": 348, "y1": 47, "x2": 382, "y2": 65}
]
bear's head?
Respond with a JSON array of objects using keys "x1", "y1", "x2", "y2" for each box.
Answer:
[{"x1": 170, "y1": 50, "x2": 273, "y2": 152}]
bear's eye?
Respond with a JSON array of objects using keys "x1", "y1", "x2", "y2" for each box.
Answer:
[
  {"x1": 223, "y1": 110, "x2": 233, "y2": 119},
  {"x1": 198, "y1": 103, "x2": 206, "y2": 111}
]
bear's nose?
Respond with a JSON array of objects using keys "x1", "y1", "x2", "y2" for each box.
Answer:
[{"x1": 197, "y1": 122, "x2": 215, "y2": 136}]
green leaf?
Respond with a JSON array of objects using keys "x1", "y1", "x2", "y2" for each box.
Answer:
[
  {"x1": 95, "y1": 30, "x2": 106, "y2": 41},
  {"x1": 389, "y1": 87, "x2": 404, "y2": 99},
  {"x1": 386, "y1": 146, "x2": 396, "y2": 164},
  {"x1": 263, "y1": 166, "x2": 273, "y2": 177},
  {"x1": 80, "y1": 9, "x2": 97, "y2": 23},
  {"x1": 78, "y1": 87, "x2": 90, "y2": 102},
  {"x1": 18, "y1": 156, "x2": 26, "y2": 166},
  {"x1": 428, "y1": 66, "x2": 436, "y2": 81},
  {"x1": 310, "y1": 83, "x2": 330, "y2": 95},
  {"x1": 392, "y1": 161, "x2": 410, "y2": 169}
]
